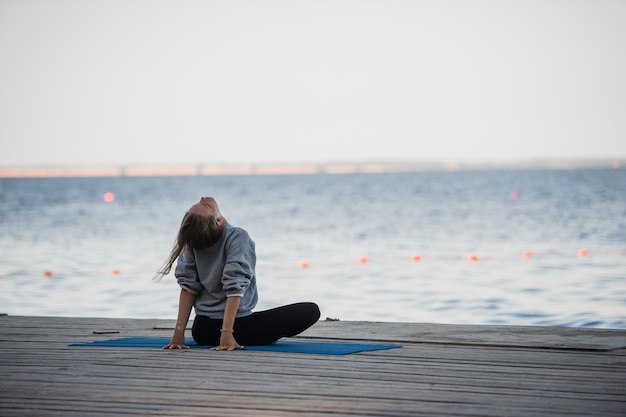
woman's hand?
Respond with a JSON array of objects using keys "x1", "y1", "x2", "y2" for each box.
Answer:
[
  {"x1": 163, "y1": 335, "x2": 189, "y2": 350},
  {"x1": 213, "y1": 331, "x2": 244, "y2": 351}
]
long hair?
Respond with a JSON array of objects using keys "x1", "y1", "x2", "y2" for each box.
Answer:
[{"x1": 154, "y1": 211, "x2": 224, "y2": 281}]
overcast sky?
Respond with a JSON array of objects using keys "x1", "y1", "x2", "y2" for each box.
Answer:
[{"x1": 1, "y1": 0, "x2": 625, "y2": 167}]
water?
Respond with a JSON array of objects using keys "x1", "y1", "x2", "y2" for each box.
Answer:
[{"x1": 1, "y1": 169, "x2": 625, "y2": 328}]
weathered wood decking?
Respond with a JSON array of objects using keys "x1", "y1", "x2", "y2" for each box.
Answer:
[{"x1": 1, "y1": 315, "x2": 625, "y2": 416}]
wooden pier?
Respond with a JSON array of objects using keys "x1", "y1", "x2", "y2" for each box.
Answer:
[{"x1": 1, "y1": 315, "x2": 625, "y2": 416}]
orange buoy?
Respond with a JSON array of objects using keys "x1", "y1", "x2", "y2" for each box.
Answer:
[
  {"x1": 104, "y1": 192, "x2": 115, "y2": 203},
  {"x1": 299, "y1": 261, "x2": 309, "y2": 269},
  {"x1": 510, "y1": 191, "x2": 520, "y2": 200},
  {"x1": 468, "y1": 254, "x2": 478, "y2": 262},
  {"x1": 411, "y1": 254, "x2": 421, "y2": 262},
  {"x1": 42, "y1": 270, "x2": 53, "y2": 277},
  {"x1": 358, "y1": 256, "x2": 368, "y2": 264},
  {"x1": 110, "y1": 268, "x2": 120, "y2": 275},
  {"x1": 578, "y1": 248, "x2": 589, "y2": 256},
  {"x1": 522, "y1": 251, "x2": 533, "y2": 258}
]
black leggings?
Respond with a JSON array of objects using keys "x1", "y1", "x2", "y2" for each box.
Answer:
[{"x1": 192, "y1": 302, "x2": 321, "y2": 346}]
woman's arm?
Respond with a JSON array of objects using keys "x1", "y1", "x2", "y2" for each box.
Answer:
[
  {"x1": 214, "y1": 296, "x2": 243, "y2": 351},
  {"x1": 163, "y1": 289, "x2": 196, "y2": 349}
]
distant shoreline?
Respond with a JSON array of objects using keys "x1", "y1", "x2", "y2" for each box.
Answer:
[{"x1": 0, "y1": 159, "x2": 623, "y2": 178}]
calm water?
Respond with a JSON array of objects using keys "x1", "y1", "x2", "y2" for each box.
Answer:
[{"x1": 1, "y1": 169, "x2": 625, "y2": 328}]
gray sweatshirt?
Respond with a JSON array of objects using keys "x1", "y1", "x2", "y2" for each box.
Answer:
[{"x1": 175, "y1": 223, "x2": 258, "y2": 319}]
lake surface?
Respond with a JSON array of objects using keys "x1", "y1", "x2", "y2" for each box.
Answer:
[{"x1": 1, "y1": 168, "x2": 624, "y2": 328}]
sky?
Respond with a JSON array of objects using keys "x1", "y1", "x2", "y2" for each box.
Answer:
[{"x1": 1, "y1": 0, "x2": 625, "y2": 168}]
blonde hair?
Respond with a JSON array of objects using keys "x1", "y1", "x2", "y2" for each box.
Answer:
[{"x1": 154, "y1": 212, "x2": 224, "y2": 281}]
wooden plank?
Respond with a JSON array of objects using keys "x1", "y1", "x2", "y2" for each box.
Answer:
[
  {"x1": 4, "y1": 376, "x2": 621, "y2": 417},
  {"x1": 298, "y1": 320, "x2": 626, "y2": 351}
]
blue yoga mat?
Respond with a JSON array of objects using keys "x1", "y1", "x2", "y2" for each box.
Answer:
[{"x1": 70, "y1": 337, "x2": 401, "y2": 355}]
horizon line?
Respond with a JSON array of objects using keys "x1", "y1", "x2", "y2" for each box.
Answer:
[{"x1": 0, "y1": 159, "x2": 623, "y2": 179}]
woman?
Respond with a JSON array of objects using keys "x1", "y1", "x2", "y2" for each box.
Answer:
[{"x1": 157, "y1": 196, "x2": 320, "y2": 351}]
